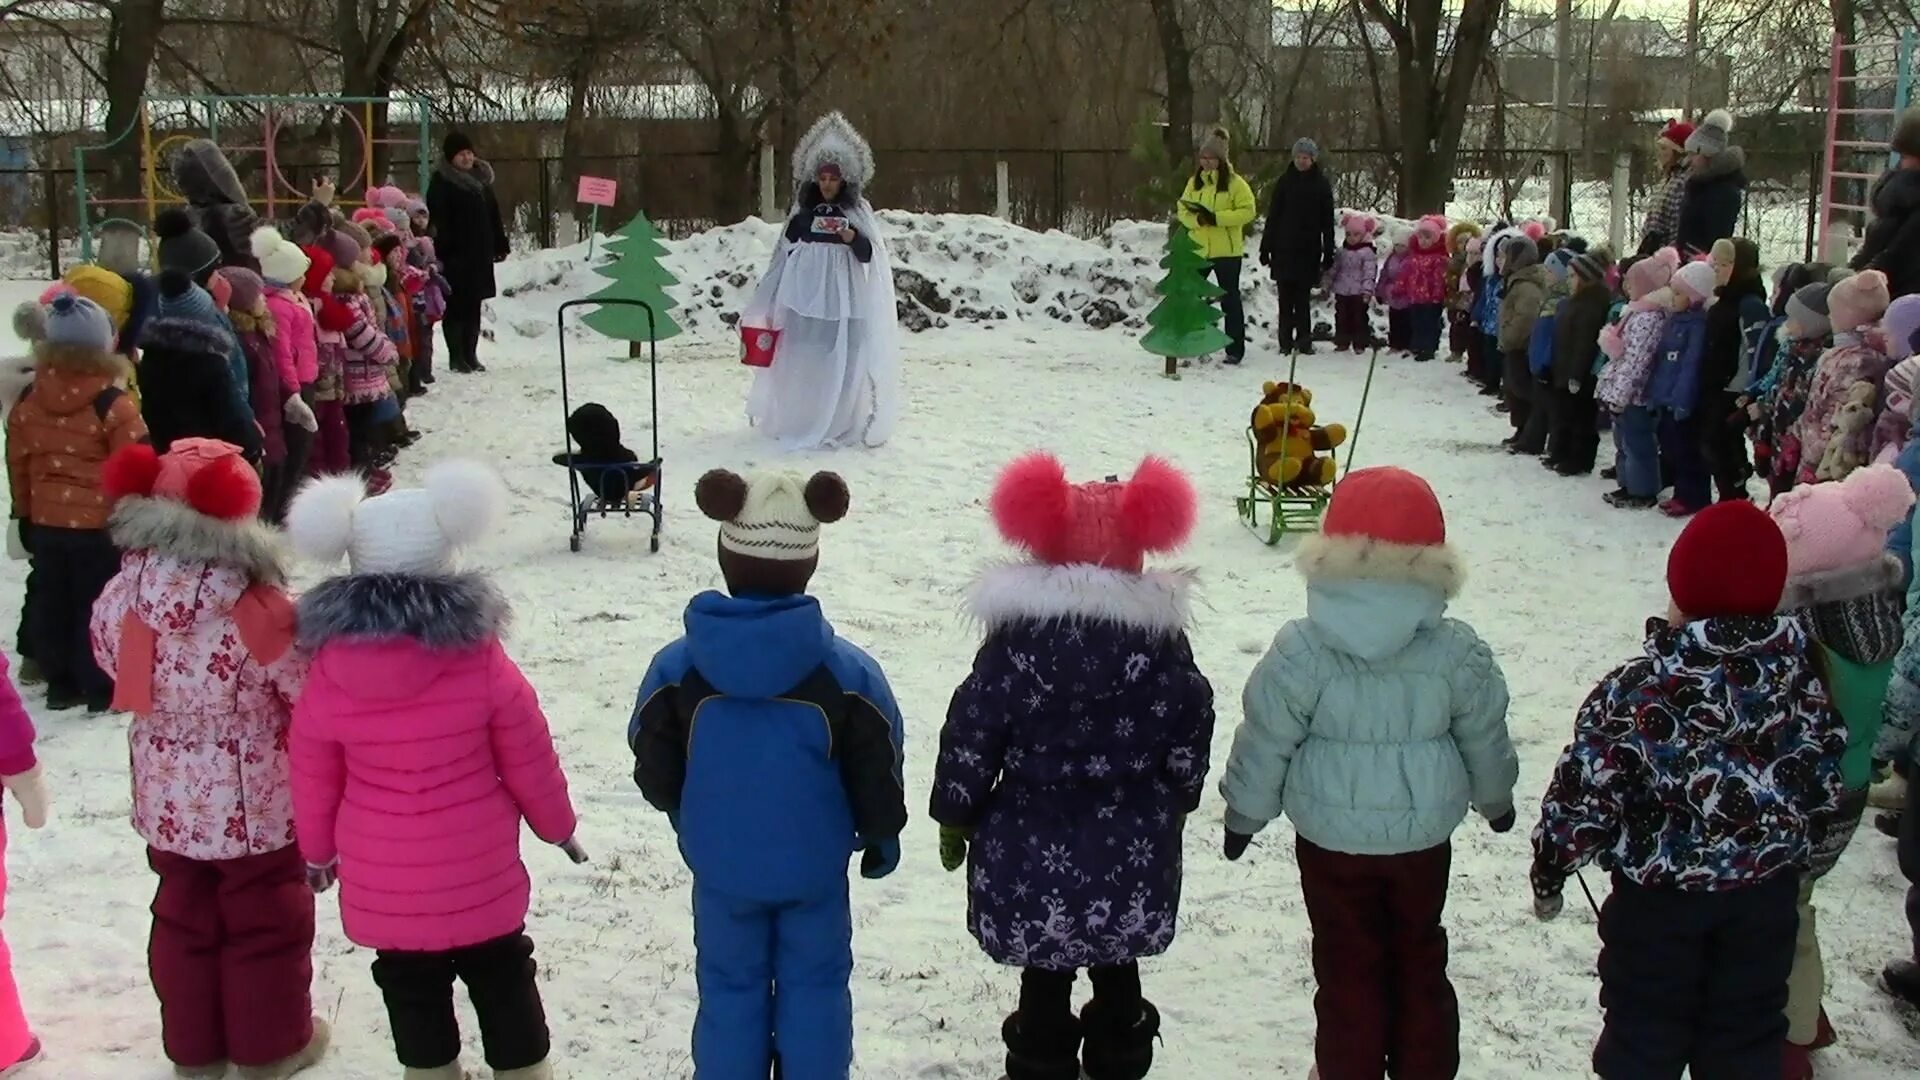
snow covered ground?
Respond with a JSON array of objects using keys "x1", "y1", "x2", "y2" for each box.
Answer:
[{"x1": 1, "y1": 215, "x2": 1918, "y2": 1078}]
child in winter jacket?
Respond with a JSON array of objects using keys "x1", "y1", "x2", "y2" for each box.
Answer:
[
  {"x1": 932, "y1": 454, "x2": 1214, "y2": 1080},
  {"x1": 0, "y1": 651, "x2": 46, "y2": 1076},
  {"x1": 248, "y1": 230, "x2": 322, "y2": 519},
  {"x1": 1751, "y1": 283, "x2": 1834, "y2": 495},
  {"x1": 89, "y1": 438, "x2": 325, "y2": 1079},
  {"x1": 1699, "y1": 239, "x2": 1770, "y2": 503},
  {"x1": 318, "y1": 227, "x2": 400, "y2": 488},
  {"x1": 630, "y1": 469, "x2": 904, "y2": 1080},
  {"x1": 1597, "y1": 248, "x2": 1681, "y2": 507},
  {"x1": 1794, "y1": 270, "x2": 1894, "y2": 485},
  {"x1": 7, "y1": 295, "x2": 147, "y2": 711},
  {"x1": 1531, "y1": 501, "x2": 1847, "y2": 1080},
  {"x1": 1377, "y1": 235, "x2": 1413, "y2": 351},
  {"x1": 406, "y1": 230, "x2": 448, "y2": 389},
  {"x1": 1221, "y1": 467, "x2": 1517, "y2": 1080},
  {"x1": 1445, "y1": 221, "x2": 1482, "y2": 361},
  {"x1": 1514, "y1": 251, "x2": 1575, "y2": 457},
  {"x1": 144, "y1": 271, "x2": 262, "y2": 463},
  {"x1": 1868, "y1": 294, "x2": 1920, "y2": 462},
  {"x1": 211, "y1": 267, "x2": 303, "y2": 519},
  {"x1": 1473, "y1": 227, "x2": 1509, "y2": 392},
  {"x1": 1330, "y1": 213, "x2": 1378, "y2": 353},
  {"x1": 1545, "y1": 249, "x2": 1615, "y2": 476},
  {"x1": 287, "y1": 461, "x2": 582, "y2": 1080},
  {"x1": 1402, "y1": 215, "x2": 1450, "y2": 362},
  {"x1": 1648, "y1": 259, "x2": 1717, "y2": 516},
  {"x1": 296, "y1": 244, "x2": 352, "y2": 479},
  {"x1": 1766, "y1": 465, "x2": 1914, "y2": 1075},
  {"x1": 1497, "y1": 234, "x2": 1549, "y2": 438}
]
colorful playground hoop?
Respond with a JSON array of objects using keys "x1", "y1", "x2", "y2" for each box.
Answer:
[{"x1": 73, "y1": 94, "x2": 433, "y2": 263}]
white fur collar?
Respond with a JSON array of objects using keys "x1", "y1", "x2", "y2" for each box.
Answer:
[
  {"x1": 965, "y1": 563, "x2": 1195, "y2": 635},
  {"x1": 1296, "y1": 533, "x2": 1465, "y2": 599}
]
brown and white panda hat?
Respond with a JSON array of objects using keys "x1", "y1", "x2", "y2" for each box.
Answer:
[{"x1": 696, "y1": 468, "x2": 850, "y2": 595}]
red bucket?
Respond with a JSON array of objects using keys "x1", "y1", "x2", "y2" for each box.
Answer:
[{"x1": 740, "y1": 325, "x2": 779, "y2": 368}]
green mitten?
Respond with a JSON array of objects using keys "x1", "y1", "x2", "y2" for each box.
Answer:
[{"x1": 938, "y1": 825, "x2": 971, "y2": 872}]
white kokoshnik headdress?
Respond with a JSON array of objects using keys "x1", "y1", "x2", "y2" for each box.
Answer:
[{"x1": 792, "y1": 111, "x2": 875, "y2": 191}]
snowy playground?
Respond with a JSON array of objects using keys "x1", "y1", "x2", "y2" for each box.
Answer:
[{"x1": 1, "y1": 205, "x2": 1918, "y2": 1077}]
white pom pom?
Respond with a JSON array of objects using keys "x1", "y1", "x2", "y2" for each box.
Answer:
[
  {"x1": 1704, "y1": 109, "x2": 1733, "y2": 133},
  {"x1": 249, "y1": 226, "x2": 283, "y2": 261},
  {"x1": 425, "y1": 459, "x2": 507, "y2": 549},
  {"x1": 284, "y1": 474, "x2": 365, "y2": 564}
]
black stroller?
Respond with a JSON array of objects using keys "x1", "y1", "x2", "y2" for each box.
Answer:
[{"x1": 554, "y1": 298, "x2": 663, "y2": 553}]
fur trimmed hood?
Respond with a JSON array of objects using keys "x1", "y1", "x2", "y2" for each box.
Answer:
[
  {"x1": 434, "y1": 158, "x2": 495, "y2": 194},
  {"x1": 1779, "y1": 552, "x2": 1904, "y2": 610},
  {"x1": 1296, "y1": 532, "x2": 1465, "y2": 599},
  {"x1": 965, "y1": 562, "x2": 1195, "y2": 635},
  {"x1": 139, "y1": 314, "x2": 234, "y2": 358},
  {"x1": 298, "y1": 572, "x2": 509, "y2": 650},
  {"x1": 33, "y1": 340, "x2": 127, "y2": 377},
  {"x1": 109, "y1": 496, "x2": 286, "y2": 585}
]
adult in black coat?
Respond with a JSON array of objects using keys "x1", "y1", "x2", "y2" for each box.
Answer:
[
  {"x1": 425, "y1": 131, "x2": 510, "y2": 374},
  {"x1": 1851, "y1": 109, "x2": 1920, "y2": 299},
  {"x1": 136, "y1": 315, "x2": 263, "y2": 463},
  {"x1": 1258, "y1": 138, "x2": 1336, "y2": 354},
  {"x1": 1674, "y1": 111, "x2": 1746, "y2": 257}
]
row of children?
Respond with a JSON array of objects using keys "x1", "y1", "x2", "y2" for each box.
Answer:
[{"x1": 6, "y1": 163, "x2": 455, "y2": 714}]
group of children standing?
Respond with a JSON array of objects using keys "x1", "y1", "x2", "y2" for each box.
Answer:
[{"x1": 1326, "y1": 211, "x2": 1452, "y2": 361}]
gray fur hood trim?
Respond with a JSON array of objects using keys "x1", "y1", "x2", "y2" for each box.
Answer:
[
  {"x1": 109, "y1": 497, "x2": 287, "y2": 585},
  {"x1": 140, "y1": 315, "x2": 234, "y2": 358},
  {"x1": 1780, "y1": 553, "x2": 1904, "y2": 610},
  {"x1": 298, "y1": 572, "x2": 510, "y2": 650},
  {"x1": 435, "y1": 158, "x2": 495, "y2": 194}
]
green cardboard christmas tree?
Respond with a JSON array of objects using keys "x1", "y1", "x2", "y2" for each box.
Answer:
[
  {"x1": 583, "y1": 211, "x2": 682, "y2": 353},
  {"x1": 1140, "y1": 223, "x2": 1231, "y2": 379}
]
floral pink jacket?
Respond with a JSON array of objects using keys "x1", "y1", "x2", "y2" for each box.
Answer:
[{"x1": 90, "y1": 500, "x2": 304, "y2": 862}]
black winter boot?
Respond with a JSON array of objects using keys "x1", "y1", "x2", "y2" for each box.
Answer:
[
  {"x1": 1080, "y1": 998, "x2": 1159, "y2": 1080},
  {"x1": 1003, "y1": 1011, "x2": 1082, "y2": 1080}
]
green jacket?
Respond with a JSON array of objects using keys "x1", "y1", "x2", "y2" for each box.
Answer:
[
  {"x1": 1818, "y1": 644, "x2": 1889, "y2": 789},
  {"x1": 1220, "y1": 576, "x2": 1518, "y2": 855},
  {"x1": 1177, "y1": 169, "x2": 1258, "y2": 260}
]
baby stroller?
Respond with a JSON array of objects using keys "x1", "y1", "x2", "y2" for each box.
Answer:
[{"x1": 555, "y1": 298, "x2": 662, "y2": 552}]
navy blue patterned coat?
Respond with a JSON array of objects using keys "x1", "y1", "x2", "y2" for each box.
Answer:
[{"x1": 930, "y1": 564, "x2": 1216, "y2": 971}]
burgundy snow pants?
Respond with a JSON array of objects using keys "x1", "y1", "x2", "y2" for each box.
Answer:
[
  {"x1": 1297, "y1": 838, "x2": 1459, "y2": 1080},
  {"x1": 148, "y1": 845, "x2": 315, "y2": 1071}
]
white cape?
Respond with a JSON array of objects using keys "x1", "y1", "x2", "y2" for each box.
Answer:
[{"x1": 741, "y1": 199, "x2": 900, "y2": 450}]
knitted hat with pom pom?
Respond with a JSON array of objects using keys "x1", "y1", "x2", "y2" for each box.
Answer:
[
  {"x1": 154, "y1": 207, "x2": 221, "y2": 282},
  {"x1": 1685, "y1": 110, "x2": 1736, "y2": 157},
  {"x1": 1770, "y1": 463, "x2": 1915, "y2": 595},
  {"x1": 1297, "y1": 466, "x2": 1464, "y2": 599},
  {"x1": 286, "y1": 459, "x2": 505, "y2": 576},
  {"x1": 41, "y1": 293, "x2": 115, "y2": 351},
  {"x1": 251, "y1": 227, "x2": 310, "y2": 289},
  {"x1": 695, "y1": 468, "x2": 849, "y2": 597},
  {"x1": 989, "y1": 453, "x2": 1196, "y2": 576},
  {"x1": 1830, "y1": 269, "x2": 1891, "y2": 333},
  {"x1": 1667, "y1": 501, "x2": 1788, "y2": 619},
  {"x1": 1624, "y1": 248, "x2": 1681, "y2": 301},
  {"x1": 1672, "y1": 260, "x2": 1718, "y2": 305}
]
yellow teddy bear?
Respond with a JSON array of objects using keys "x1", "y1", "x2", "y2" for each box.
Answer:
[{"x1": 1250, "y1": 381, "x2": 1347, "y2": 487}]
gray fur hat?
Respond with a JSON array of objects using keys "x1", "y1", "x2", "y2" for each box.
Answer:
[{"x1": 1198, "y1": 125, "x2": 1231, "y2": 164}]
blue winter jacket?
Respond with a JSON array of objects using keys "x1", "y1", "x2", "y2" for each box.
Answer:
[
  {"x1": 1646, "y1": 305, "x2": 1711, "y2": 416},
  {"x1": 1476, "y1": 270, "x2": 1503, "y2": 337},
  {"x1": 629, "y1": 591, "x2": 907, "y2": 902},
  {"x1": 1220, "y1": 576, "x2": 1517, "y2": 856},
  {"x1": 1529, "y1": 299, "x2": 1564, "y2": 377}
]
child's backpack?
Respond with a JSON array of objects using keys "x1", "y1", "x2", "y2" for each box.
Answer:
[
  {"x1": 1529, "y1": 299, "x2": 1563, "y2": 378},
  {"x1": 1739, "y1": 314, "x2": 1788, "y2": 394}
]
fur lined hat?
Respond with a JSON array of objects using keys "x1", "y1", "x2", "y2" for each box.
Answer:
[
  {"x1": 989, "y1": 453, "x2": 1195, "y2": 577},
  {"x1": 1685, "y1": 110, "x2": 1735, "y2": 158},
  {"x1": 1296, "y1": 466, "x2": 1463, "y2": 599},
  {"x1": 1446, "y1": 220, "x2": 1482, "y2": 255},
  {"x1": 1197, "y1": 124, "x2": 1231, "y2": 164},
  {"x1": 287, "y1": 459, "x2": 506, "y2": 576},
  {"x1": 696, "y1": 468, "x2": 849, "y2": 596}
]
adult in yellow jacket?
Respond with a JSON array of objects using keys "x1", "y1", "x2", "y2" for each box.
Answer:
[{"x1": 1176, "y1": 127, "x2": 1258, "y2": 363}]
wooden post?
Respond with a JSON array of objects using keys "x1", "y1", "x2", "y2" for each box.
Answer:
[
  {"x1": 759, "y1": 143, "x2": 778, "y2": 221},
  {"x1": 1609, "y1": 152, "x2": 1631, "y2": 253},
  {"x1": 996, "y1": 159, "x2": 1010, "y2": 220}
]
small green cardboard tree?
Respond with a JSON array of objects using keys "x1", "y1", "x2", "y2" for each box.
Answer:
[
  {"x1": 583, "y1": 212, "x2": 682, "y2": 354},
  {"x1": 1140, "y1": 223, "x2": 1231, "y2": 378}
]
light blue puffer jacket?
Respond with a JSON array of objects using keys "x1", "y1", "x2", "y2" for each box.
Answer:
[{"x1": 1220, "y1": 578, "x2": 1517, "y2": 855}]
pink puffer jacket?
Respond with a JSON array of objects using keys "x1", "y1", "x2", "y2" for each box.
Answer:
[
  {"x1": 90, "y1": 499, "x2": 306, "y2": 861},
  {"x1": 289, "y1": 573, "x2": 577, "y2": 952},
  {"x1": 265, "y1": 286, "x2": 318, "y2": 387}
]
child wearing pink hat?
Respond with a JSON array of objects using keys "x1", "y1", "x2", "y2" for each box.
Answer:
[
  {"x1": 89, "y1": 438, "x2": 325, "y2": 1079},
  {"x1": 1768, "y1": 463, "x2": 1914, "y2": 1076},
  {"x1": 1869, "y1": 293, "x2": 1920, "y2": 459},
  {"x1": 1532, "y1": 500, "x2": 1847, "y2": 1080},
  {"x1": 933, "y1": 453, "x2": 1214, "y2": 1080},
  {"x1": 1221, "y1": 466, "x2": 1515, "y2": 1080},
  {"x1": 1330, "y1": 213, "x2": 1379, "y2": 352},
  {"x1": 1598, "y1": 248, "x2": 1681, "y2": 508},
  {"x1": 1646, "y1": 258, "x2": 1718, "y2": 516},
  {"x1": 1794, "y1": 270, "x2": 1895, "y2": 483}
]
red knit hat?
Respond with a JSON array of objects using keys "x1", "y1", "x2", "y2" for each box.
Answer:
[
  {"x1": 1659, "y1": 119, "x2": 1695, "y2": 151},
  {"x1": 1322, "y1": 466, "x2": 1446, "y2": 545},
  {"x1": 1667, "y1": 501, "x2": 1788, "y2": 619}
]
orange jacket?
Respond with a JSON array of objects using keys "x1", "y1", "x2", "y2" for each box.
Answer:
[{"x1": 7, "y1": 352, "x2": 147, "y2": 530}]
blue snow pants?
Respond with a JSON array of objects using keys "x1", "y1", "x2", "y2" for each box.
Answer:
[
  {"x1": 1612, "y1": 405, "x2": 1661, "y2": 498},
  {"x1": 692, "y1": 880, "x2": 853, "y2": 1080}
]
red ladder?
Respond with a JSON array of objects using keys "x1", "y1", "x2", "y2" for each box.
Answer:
[{"x1": 1821, "y1": 32, "x2": 1914, "y2": 260}]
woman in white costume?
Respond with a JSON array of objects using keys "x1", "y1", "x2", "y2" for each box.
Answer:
[{"x1": 742, "y1": 112, "x2": 901, "y2": 450}]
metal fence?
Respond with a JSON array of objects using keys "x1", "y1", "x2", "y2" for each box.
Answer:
[{"x1": 0, "y1": 145, "x2": 1831, "y2": 281}]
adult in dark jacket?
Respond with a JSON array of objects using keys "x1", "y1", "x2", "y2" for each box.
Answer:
[
  {"x1": 136, "y1": 316, "x2": 263, "y2": 463},
  {"x1": 1546, "y1": 249, "x2": 1614, "y2": 475},
  {"x1": 1674, "y1": 111, "x2": 1746, "y2": 256},
  {"x1": 425, "y1": 131, "x2": 510, "y2": 374},
  {"x1": 1851, "y1": 108, "x2": 1920, "y2": 300},
  {"x1": 1258, "y1": 139, "x2": 1336, "y2": 354},
  {"x1": 169, "y1": 139, "x2": 261, "y2": 273},
  {"x1": 1700, "y1": 238, "x2": 1769, "y2": 501}
]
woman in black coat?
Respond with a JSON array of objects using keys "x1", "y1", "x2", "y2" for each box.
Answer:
[
  {"x1": 1674, "y1": 111, "x2": 1746, "y2": 256},
  {"x1": 1852, "y1": 110, "x2": 1920, "y2": 299},
  {"x1": 425, "y1": 131, "x2": 510, "y2": 373},
  {"x1": 1258, "y1": 138, "x2": 1336, "y2": 355}
]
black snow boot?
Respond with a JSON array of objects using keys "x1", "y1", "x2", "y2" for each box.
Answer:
[
  {"x1": 1003, "y1": 1011, "x2": 1082, "y2": 1080},
  {"x1": 1080, "y1": 998, "x2": 1160, "y2": 1080}
]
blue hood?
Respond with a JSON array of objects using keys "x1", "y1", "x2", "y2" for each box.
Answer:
[
  {"x1": 684, "y1": 591, "x2": 834, "y2": 697},
  {"x1": 1306, "y1": 579, "x2": 1447, "y2": 661}
]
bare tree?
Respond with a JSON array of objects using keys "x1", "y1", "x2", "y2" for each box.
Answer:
[{"x1": 1354, "y1": 0, "x2": 1504, "y2": 213}]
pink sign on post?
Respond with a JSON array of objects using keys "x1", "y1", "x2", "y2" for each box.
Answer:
[{"x1": 576, "y1": 176, "x2": 618, "y2": 207}]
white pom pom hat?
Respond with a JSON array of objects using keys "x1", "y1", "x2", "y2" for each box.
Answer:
[{"x1": 286, "y1": 460, "x2": 506, "y2": 574}]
